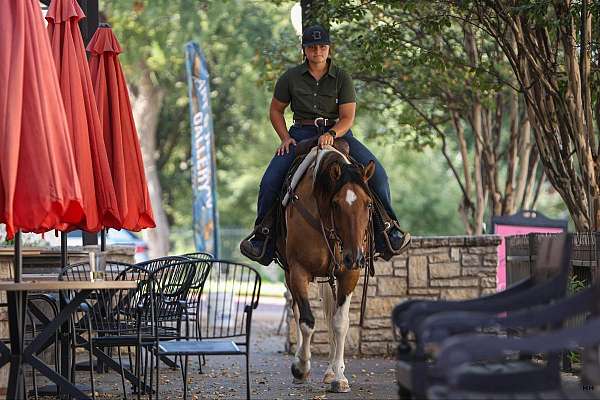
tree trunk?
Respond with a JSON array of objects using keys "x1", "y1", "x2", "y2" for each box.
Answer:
[
  {"x1": 301, "y1": 0, "x2": 328, "y2": 29},
  {"x1": 130, "y1": 69, "x2": 169, "y2": 257},
  {"x1": 475, "y1": 1, "x2": 600, "y2": 231}
]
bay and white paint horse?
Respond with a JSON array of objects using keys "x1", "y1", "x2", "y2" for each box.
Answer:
[{"x1": 278, "y1": 145, "x2": 374, "y2": 392}]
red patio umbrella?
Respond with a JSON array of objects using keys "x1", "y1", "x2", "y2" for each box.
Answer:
[
  {"x1": 0, "y1": 0, "x2": 84, "y2": 240},
  {"x1": 87, "y1": 26, "x2": 156, "y2": 231},
  {"x1": 46, "y1": 0, "x2": 121, "y2": 232}
]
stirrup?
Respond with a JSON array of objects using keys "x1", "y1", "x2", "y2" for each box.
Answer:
[{"x1": 240, "y1": 227, "x2": 271, "y2": 265}]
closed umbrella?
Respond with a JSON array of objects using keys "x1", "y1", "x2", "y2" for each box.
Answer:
[
  {"x1": 46, "y1": 0, "x2": 121, "y2": 232},
  {"x1": 0, "y1": 0, "x2": 84, "y2": 283},
  {"x1": 0, "y1": 0, "x2": 84, "y2": 241},
  {"x1": 88, "y1": 26, "x2": 156, "y2": 231}
]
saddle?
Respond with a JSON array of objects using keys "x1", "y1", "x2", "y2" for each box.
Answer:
[{"x1": 248, "y1": 137, "x2": 400, "y2": 268}]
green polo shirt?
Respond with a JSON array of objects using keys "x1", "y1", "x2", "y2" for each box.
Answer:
[{"x1": 273, "y1": 60, "x2": 356, "y2": 121}]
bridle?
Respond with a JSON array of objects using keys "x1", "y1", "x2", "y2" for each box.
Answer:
[{"x1": 290, "y1": 156, "x2": 374, "y2": 304}]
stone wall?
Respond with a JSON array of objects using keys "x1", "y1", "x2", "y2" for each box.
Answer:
[{"x1": 286, "y1": 235, "x2": 501, "y2": 356}]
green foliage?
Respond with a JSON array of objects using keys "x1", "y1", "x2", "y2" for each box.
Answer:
[{"x1": 103, "y1": 0, "x2": 567, "y2": 247}]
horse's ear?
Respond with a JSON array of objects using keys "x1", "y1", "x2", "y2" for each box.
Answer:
[
  {"x1": 363, "y1": 160, "x2": 376, "y2": 181},
  {"x1": 330, "y1": 163, "x2": 342, "y2": 182}
]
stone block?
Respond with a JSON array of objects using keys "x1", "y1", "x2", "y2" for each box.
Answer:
[
  {"x1": 480, "y1": 277, "x2": 496, "y2": 288},
  {"x1": 365, "y1": 297, "x2": 404, "y2": 319},
  {"x1": 378, "y1": 277, "x2": 407, "y2": 296},
  {"x1": 360, "y1": 341, "x2": 389, "y2": 356},
  {"x1": 362, "y1": 328, "x2": 394, "y2": 342},
  {"x1": 408, "y1": 256, "x2": 428, "y2": 287},
  {"x1": 347, "y1": 326, "x2": 360, "y2": 353},
  {"x1": 446, "y1": 237, "x2": 464, "y2": 246},
  {"x1": 352, "y1": 285, "x2": 376, "y2": 303},
  {"x1": 468, "y1": 246, "x2": 496, "y2": 254},
  {"x1": 289, "y1": 319, "x2": 297, "y2": 343},
  {"x1": 481, "y1": 288, "x2": 497, "y2": 296},
  {"x1": 462, "y1": 267, "x2": 495, "y2": 277},
  {"x1": 311, "y1": 343, "x2": 331, "y2": 355},
  {"x1": 410, "y1": 248, "x2": 444, "y2": 255},
  {"x1": 394, "y1": 268, "x2": 408, "y2": 277},
  {"x1": 464, "y1": 235, "x2": 501, "y2": 247},
  {"x1": 363, "y1": 318, "x2": 393, "y2": 329},
  {"x1": 374, "y1": 261, "x2": 393, "y2": 276},
  {"x1": 393, "y1": 258, "x2": 407, "y2": 269},
  {"x1": 461, "y1": 254, "x2": 481, "y2": 266},
  {"x1": 420, "y1": 237, "x2": 450, "y2": 247},
  {"x1": 313, "y1": 331, "x2": 330, "y2": 344},
  {"x1": 483, "y1": 254, "x2": 498, "y2": 267},
  {"x1": 408, "y1": 288, "x2": 440, "y2": 295},
  {"x1": 429, "y1": 262, "x2": 461, "y2": 278},
  {"x1": 308, "y1": 283, "x2": 320, "y2": 300},
  {"x1": 440, "y1": 288, "x2": 480, "y2": 300},
  {"x1": 428, "y1": 252, "x2": 451, "y2": 263},
  {"x1": 430, "y1": 277, "x2": 479, "y2": 287},
  {"x1": 450, "y1": 248, "x2": 461, "y2": 261}
]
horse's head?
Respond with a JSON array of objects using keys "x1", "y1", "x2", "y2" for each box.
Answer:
[{"x1": 315, "y1": 151, "x2": 375, "y2": 271}]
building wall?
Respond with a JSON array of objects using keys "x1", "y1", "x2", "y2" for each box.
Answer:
[{"x1": 286, "y1": 235, "x2": 501, "y2": 356}]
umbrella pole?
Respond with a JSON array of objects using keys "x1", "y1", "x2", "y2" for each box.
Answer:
[
  {"x1": 14, "y1": 231, "x2": 22, "y2": 283},
  {"x1": 101, "y1": 229, "x2": 106, "y2": 252},
  {"x1": 60, "y1": 232, "x2": 67, "y2": 268}
]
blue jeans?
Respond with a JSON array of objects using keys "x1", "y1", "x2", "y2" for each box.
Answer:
[{"x1": 255, "y1": 125, "x2": 398, "y2": 225}]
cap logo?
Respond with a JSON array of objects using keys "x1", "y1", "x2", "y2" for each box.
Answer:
[{"x1": 312, "y1": 31, "x2": 322, "y2": 40}]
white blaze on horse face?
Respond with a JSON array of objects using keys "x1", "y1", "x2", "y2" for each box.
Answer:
[{"x1": 345, "y1": 189, "x2": 357, "y2": 207}]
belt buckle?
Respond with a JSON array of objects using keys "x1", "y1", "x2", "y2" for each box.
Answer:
[{"x1": 314, "y1": 117, "x2": 324, "y2": 127}]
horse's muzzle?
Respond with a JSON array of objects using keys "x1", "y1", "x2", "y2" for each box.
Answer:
[{"x1": 343, "y1": 249, "x2": 364, "y2": 270}]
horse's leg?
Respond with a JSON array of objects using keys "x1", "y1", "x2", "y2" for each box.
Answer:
[
  {"x1": 320, "y1": 283, "x2": 336, "y2": 384},
  {"x1": 288, "y1": 265, "x2": 315, "y2": 383},
  {"x1": 329, "y1": 290, "x2": 353, "y2": 393}
]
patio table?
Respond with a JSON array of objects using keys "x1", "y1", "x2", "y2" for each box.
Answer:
[{"x1": 0, "y1": 280, "x2": 137, "y2": 400}]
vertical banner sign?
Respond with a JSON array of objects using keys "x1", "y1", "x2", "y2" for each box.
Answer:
[{"x1": 185, "y1": 42, "x2": 220, "y2": 257}]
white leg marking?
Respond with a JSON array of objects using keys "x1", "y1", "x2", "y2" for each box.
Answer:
[
  {"x1": 321, "y1": 283, "x2": 336, "y2": 384},
  {"x1": 345, "y1": 189, "x2": 357, "y2": 206},
  {"x1": 292, "y1": 302, "x2": 314, "y2": 381},
  {"x1": 331, "y1": 293, "x2": 352, "y2": 392}
]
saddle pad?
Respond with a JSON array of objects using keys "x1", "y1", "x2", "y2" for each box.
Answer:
[{"x1": 281, "y1": 145, "x2": 349, "y2": 207}]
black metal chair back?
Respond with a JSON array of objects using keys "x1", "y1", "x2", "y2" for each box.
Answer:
[
  {"x1": 195, "y1": 260, "x2": 261, "y2": 341},
  {"x1": 181, "y1": 252, "x2": 212, "y2": 260},
  {"x1": 150, "y1": 260, "x2": 197, "y2": 325},
  {"x1": 135, "y1": 255, "x2": 188, "y2": 273}
]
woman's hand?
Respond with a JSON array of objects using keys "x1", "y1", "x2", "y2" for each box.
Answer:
[
  {"x1": 276, "y1": 137, "x2": 297, "y2": 156},
  {"x1": 318, "y1": 134, "x2": 334, "y2": 148}
]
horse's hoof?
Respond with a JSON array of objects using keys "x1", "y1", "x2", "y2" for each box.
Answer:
[
  {"x1": 329, "y1": 380, "x2": 351, "y2": 393},
  {"x1": 293, "y1": 377, "x2": 308, "y2": 384},
  {"x1": 323, "y1": 371, "x2": 335, "y2": 384},
  {"x1": 291, "y1": 363, "x2": 310, "y2": 382}
]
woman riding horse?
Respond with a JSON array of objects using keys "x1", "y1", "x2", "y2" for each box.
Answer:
[{"x1": 240, "y1": 25, "x2": 410, "y2": 262}]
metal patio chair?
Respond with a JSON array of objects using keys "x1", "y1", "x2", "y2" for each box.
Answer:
[
  {"x1": 156, "y1": 259, "x2": 261, "y2": 400},
  {"x1": 61, "y1": 258, "x2": 197, "y2": 399},
  {"x1": 426, "y1": 282, "x2": 600, "y2": 399},
  {"x1": 393, "y1": 233, "x2": 573, "y2": 399}
]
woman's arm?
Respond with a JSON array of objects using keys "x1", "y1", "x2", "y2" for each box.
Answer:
[
  {"x1": 318, "y1": 102, "x2": 355, "y2": 147},
  {"x1": 270, "y1": 97, "x2": 295, "y2": 155},
  {"x1": 330, "y1": 102, "x2": 355, "y2": 137}
]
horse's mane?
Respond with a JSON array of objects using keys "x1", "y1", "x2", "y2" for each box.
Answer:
[{"x1": 313, "y1": 150, "x2": 370, "y2": 202}]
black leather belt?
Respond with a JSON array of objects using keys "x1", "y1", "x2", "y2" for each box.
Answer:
[{"x1": 294, "y1": 117, "x2": 337, "y2": 127}]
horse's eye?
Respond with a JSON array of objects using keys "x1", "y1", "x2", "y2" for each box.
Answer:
[{"x1": 367, "y1": 202, "x2": 373, "y2": 209}]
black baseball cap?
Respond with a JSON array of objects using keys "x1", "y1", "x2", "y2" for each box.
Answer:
[{"x1": 302, "y1": 25, "x2": 330, "y2": 47}]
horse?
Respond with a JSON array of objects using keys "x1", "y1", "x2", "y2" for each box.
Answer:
[{"x1": 278, "y1": 143, "x2": 375, "y2": 393}]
